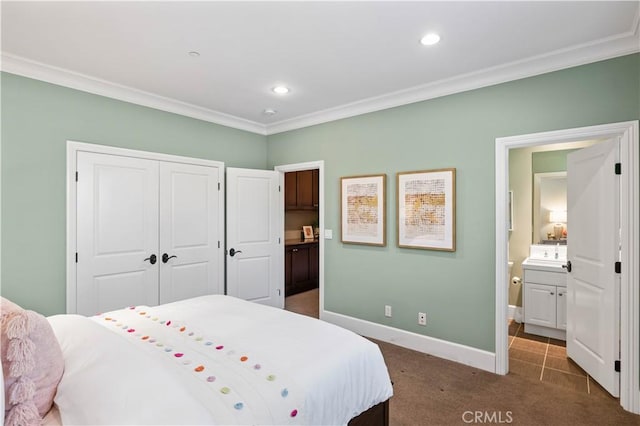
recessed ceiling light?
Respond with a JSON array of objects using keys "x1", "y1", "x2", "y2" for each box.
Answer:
[
  {"x1": 188, "y1": 51, "x2": 200, "y2": 57},
  {"x1": 272, "y1": 86, "x2": 290, "y2": 95},
  {"x1": 263, "y1": 108, "x2": 277, "y2": 116},
  {"x1": 420, "y1": 33, "x2": 440, "y2": 46}
]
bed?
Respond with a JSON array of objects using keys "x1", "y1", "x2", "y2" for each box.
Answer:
[{"x1": 2, "y1": 295, "x2": 393, "y2": 425}]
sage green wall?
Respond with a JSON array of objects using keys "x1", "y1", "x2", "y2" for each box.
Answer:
[
  {"x1": 532, "y1": 149, "x2": 578, "y2": 174},
  {"x1": 1, "y1": 72, "x2": 267, "y2": 316},
  {"x1": 267, "y1": 54, "x2": 640, "y2": 352}
]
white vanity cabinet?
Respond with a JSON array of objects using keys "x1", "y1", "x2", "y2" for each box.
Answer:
[{"x1": 522, "y1": 261, "x2": 567, "y2": 340}]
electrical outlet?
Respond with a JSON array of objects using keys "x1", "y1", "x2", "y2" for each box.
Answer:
[
  {"x1": 418, "y1": 312, "x2": 427, "y2": 326},
  {"x1": 384, "y1": 305, "x2": 392, "y2": 318}
]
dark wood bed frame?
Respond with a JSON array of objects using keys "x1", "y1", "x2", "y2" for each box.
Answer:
[{"x1": 348, "y1": 399, "x2": 389, "y2": 426}]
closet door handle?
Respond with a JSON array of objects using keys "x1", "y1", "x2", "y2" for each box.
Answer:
[
  {"x1": 162, "y1": 253, "x2": 177, "y2": 263},
  {"x1": 229, "y1": 248, "x2": 242, "y2": 257},
  {"x1": 143, "y1": 254, "x2": 157, "y2": 265},
  {"x1": 562, "y1": 261, "x2": 572, "y2": 272}
]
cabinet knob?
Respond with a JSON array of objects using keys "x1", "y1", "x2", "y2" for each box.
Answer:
[
  {"x1": 550, "y1": 292, "x2": 554, "y2": 295},
  {"x1": 292, "y1": 248, "x2": 298, "y2": 252}
]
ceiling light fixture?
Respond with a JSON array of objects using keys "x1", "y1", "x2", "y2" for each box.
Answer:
[
  {"x1": 263, "y1": 108, "x2": 277, "y2": 116},
  {"x1": 188, "y1": 51, "x2": 200, "y2": 57},
  {"x1": 420, "y1": 33, "x2": 440, "y2": 46},
  {"x1": 272, "y1": 86, "x2": 290, "y2": 95}
]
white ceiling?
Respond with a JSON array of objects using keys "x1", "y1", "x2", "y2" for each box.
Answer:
[{"x1": 2, "y1": 1, "x2": 639, "y2": 135}]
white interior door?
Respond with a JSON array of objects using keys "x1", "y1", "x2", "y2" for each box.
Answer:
[
  {"x1": 226, "y1": 167, "x2": 283, "y2": 308},
  {"x1": 566, "y1": 137, "x2": 620, "y2": 397},
  {"x1": 76, "y1": 152, "x2": 159, "y2": 315},
  {"x1": 159, "y1": 162, "x2": 222, "y2": 304}
]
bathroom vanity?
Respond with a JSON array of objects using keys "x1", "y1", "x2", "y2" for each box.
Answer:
[{"x1": 522, "y1": 245, "x2": 568, "y2": 340}]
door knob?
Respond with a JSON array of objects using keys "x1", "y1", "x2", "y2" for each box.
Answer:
[
  {"x1": 229, "y1": 248, "x2": 242, "y2": 257},
  {"x1": 562, "y1": 261, "x2": 572, "y2": 272},
  {"x1": 162, "y1": 253, "x2": 177, "y2": 263},
  {"x1": 143, "y1": 254, "x2": 157, "y2": 265}
]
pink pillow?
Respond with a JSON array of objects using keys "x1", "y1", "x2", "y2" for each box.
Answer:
[{"x1": 1, "y1": 297, "x2": 64, "y2": 426}]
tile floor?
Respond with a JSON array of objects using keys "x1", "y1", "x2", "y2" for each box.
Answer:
[{"x1": 508, "y1": 319, "x2": 615, "y2": 400}]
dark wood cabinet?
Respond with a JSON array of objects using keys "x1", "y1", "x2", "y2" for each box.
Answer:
[
  {"x1": 285, "y1": 172, "x2": 298, "y2": 210},
  {"x1": 285, "y1": 242, "x2": 319, "y2": 296},
  {"x1": 309, "y1": 243, "x2": 319, "y2": 283},
  {"x1": 285, "y1": 170, "x2": 319, "y2": 210}
]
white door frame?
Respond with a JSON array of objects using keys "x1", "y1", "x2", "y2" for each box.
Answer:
[
  {"x1": 274, "y1": 161, "x2": 325, "y2": 313},
  {"x1": 66, "y1": 140, "x2": 225, "y2": 314},
  {"x1": 494, "y1": 121, "x2": 639, "y2": 414}
]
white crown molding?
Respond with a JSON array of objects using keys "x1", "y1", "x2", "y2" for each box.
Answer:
[
  {"x1": 266, "y1": 22, "x2": 640, "y2": 135},
  {"x1": 0, "y1": 53, "x2": 268, "y2": 136},
  {"x1": 2, "y1": 16, "x2": 638, "y2": 137}
]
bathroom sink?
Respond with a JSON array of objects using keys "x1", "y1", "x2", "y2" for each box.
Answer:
[
  {"x1": 522, "y1": 257, "x2": 566, "y2": 272},
  {"x1": 523, "y1": 244, "x2": 567, "y2": 271}
]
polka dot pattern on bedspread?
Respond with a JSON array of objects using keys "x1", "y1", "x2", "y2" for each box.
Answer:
[{"x1": 94, "y1": 306, "x2": 302, "y2": 424}]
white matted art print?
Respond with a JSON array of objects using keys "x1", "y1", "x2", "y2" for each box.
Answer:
[
  {"x1": 397, "y1": 168, "x2": 456, "y2": 251},
  {"x1": 340, "y1": 174, "x2": 386, "y2": 246}
]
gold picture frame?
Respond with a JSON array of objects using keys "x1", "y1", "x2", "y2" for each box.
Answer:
[
  {"x1": 340, "y1": 174, "x2": 386, "y2": 246},
  {"x1": 397, "y1": 168, "x2": 456, "y2": 251}
]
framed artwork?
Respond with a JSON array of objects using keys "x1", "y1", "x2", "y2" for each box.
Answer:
[
  {"x1": 340, "y1": 174, "x2": 386, "y2": 246},
  {"x1": 302, "y1": 225, "x2": 314, "y2": 240},
  {"x1": 397, "y1": 168, "x2": 456, "y2": 251}
]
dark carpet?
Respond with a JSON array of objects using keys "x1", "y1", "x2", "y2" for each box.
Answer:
[{"x1": 375, "y1": 338, "x2": 640, "y2": 426}]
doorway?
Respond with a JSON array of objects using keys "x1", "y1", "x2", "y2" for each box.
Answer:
[
  {"x1": 494, "y1": 121, "x2": 639, "y2": 414},
  {"x1": 275, "y1": 161, "x2": 325, "y2": 319},
  {"x1": 506, "y1": 141, "x2": 596, "y2": 394}
]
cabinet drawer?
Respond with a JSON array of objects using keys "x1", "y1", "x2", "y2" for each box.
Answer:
[{"x1": 524, "y1": 269, "x2": 566, "y2": 287}]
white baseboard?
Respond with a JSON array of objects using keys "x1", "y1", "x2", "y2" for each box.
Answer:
[
  {"x1": 508, "y1": 305, "x2": 523, "y2": 323},
  {"x1": 321, "y1": 310, "x2": 496, "y2": 373},
  {"x1": 508, "y1": 305, "x2": 516, "y2": 320}
]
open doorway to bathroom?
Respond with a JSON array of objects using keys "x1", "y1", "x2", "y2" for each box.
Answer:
[
  {"x1": 507, "y1": 138, "x2": 603, "y2": 396},
  {"x1": 494, "y1": 121, "x2": 639, "y2": 414},
  {"x1": 508, "y1": 142, "x2": 595, "y2": 323}
]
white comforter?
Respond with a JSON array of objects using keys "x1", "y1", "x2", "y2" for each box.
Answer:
[{"x1": 48, "y1": 295, "x2": 393, "y2": 425}]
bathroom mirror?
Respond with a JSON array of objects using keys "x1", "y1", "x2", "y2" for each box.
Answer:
[{"x1": 532, "y1": 171, "x2": 567, "y2": 244}]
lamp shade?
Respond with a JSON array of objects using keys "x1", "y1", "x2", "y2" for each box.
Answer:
[{"x1": 549, "y1": 210, "x2": 567, "y2": 223}]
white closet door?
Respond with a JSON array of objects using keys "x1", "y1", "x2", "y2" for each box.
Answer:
[
  {"x1": 159, "y1": 162, "x2": 222, "y2": 304},
  {"x1": 76, "y1": 152, "x2": 159, "y2": 315}
]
